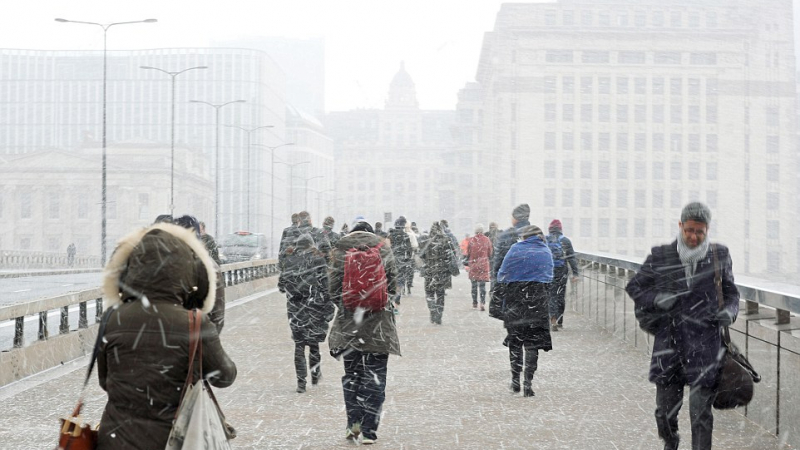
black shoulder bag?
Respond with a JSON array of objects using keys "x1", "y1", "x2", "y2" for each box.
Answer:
[{"x1": 711, "y1": 244, "x2": 761, "y2": 410}]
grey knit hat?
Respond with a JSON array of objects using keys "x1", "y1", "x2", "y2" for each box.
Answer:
[
  {"x1": 681, "y1": 202, "x2": 712, "y2": 224},
  {"x1": 512, "y1": 204, "x2": 531, "y2": 221}
]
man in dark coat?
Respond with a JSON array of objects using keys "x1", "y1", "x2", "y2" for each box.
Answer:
[
  {"x1": 321, "y1": 216, "x2": 341, "y2": 248},
  {"x1": 419, "y1": 222, "x2": 458, "y2": 325},
  {"x1": 387, "y1": 216, "x2": 413, "y2": 307},
  {"x1": 280, "y1": 212, "x2": 332, "y2": 265},
  {"x1": 279, "y1": 213, "x2": 300, "y2": 267},
  {"x1": 492, "y1": 204, "x2": 532, "y2": 280},
  {"x1": 546, "y1": 219, "x2": 580, "y2": 330},
  {"x1": 625, "y1": 202, "x2": 739, "y2": 450}
]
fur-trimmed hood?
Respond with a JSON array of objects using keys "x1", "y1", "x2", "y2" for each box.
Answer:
[{"x1": 103, "y1": 223, "x2": 217, "y2": 314}]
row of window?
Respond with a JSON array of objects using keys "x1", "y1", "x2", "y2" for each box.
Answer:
[
  {"x1": 540, "y1": 132, "x2": 781, "y2": 154},
  {"x1": 542, "y1": 9, "x2": 719, "y2": 29},
  {"x1": 542, "y1": 189, "x2": 780, "y2": 211},
  {"x1": 542, "y1": 76, "x2": 716, "y2": 96},
  {"x1": 544, "y1": 103, "x2": 720, "y2": 124},
  {"x1": 543, "y1": 160, "x2": 721, "y2": 181},
  {"x1": 545, "y1": 51, "x2": 716, "y2": 66}
]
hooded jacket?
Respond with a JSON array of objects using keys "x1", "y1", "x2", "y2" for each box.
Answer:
[
  {"x1": 327, "y1": 231, "x2": 401, "y2": 356},
  {"x1": 97, "y1": 223, "x2": 237, "y2": 450}
]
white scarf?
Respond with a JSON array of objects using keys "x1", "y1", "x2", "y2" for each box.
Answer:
[{"x1": 676, "y1": 233, "x2": 710, "y2": 288}]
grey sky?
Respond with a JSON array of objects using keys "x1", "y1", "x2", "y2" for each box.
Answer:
[{"x1": 1, "y1": 0, "x2": 797, "y2": 111}]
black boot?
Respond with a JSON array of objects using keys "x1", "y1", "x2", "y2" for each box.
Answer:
[
  {"x1": 523, "y1": 371, "x2": 535, "y2": 397},
  {"x1": 296, "y1": 380, "x2": 306, "y2": 393},
  {"x1": 311, "y1": 369, "x2": 322, "y2": 386}
]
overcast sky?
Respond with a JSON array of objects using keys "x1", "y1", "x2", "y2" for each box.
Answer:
[{"x1": 1, "y1": 0, "x2": 797, "y2": 112}]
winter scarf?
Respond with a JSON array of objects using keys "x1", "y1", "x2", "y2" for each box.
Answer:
[{"x1": 676, "y1": 233, "x2": 710, "y2": 288}]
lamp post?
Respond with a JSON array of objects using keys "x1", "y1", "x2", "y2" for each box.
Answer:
[
  {"x1": 140, "y1": 65, "x2": 207, "y2": 216},
  {"x1": 275, "y1": 158, "x2": 309, "y2": 232},
  {"x1": 189, "y1": 100, "x2": 246, "y2": 237},
  {"x1": 225, "y1": 125, "x2": 273, "y2": 230},
  {"x1": 253, "y1": 142, "x2": 294, "y2": 257},
  {"x1": 56, "y1": 17, "x2": 157, "y2": 266},
  {"x1": 316, "y1": 189, "x2": 335, "y2": 220},
  {"x1": 297, "y1": 175, "x2": 324, "y2": 212}
]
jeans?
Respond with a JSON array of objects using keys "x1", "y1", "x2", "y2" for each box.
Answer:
[
  {"x1": 548, "y1": 266, "x2": 568, "y2": 325},
  {"x1": 471, "y1": 280, "x2": 487, "y2": 305},
  {"x1": 655, "y1": 383, "x2": 716, "y2": 450},
  {"x1": 426, "y1": 289, "x2": 446, "y2": 323},
  {"x1": 507, "y1": 337, "x2": 539, "y2": 388},
  {"x1": 294, "y1": 342, "x2": 320, "y2": 386},
  {"x1": 341, "y1": 351, "x2": 389, "y2": 440}
]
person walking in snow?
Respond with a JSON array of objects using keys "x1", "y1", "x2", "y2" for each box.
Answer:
[
  {"x1": 419, "y1": 221, "x2": 459, "y2": 325},
  {"x1": 466, "y1": 224, "x2": 493, "y2": 310}
]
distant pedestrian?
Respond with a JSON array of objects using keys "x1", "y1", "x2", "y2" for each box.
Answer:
[
  {"x1": 546, "y1": 219, "x2": 579, "y2": 330},
  {"x1": 341, "y1": 223, "x2": 350, "y2": 235},
  {"x1": 374, "y1": 221, "x2": 388, "y2": 238},
  {"x1": 485, "y1": 222, "x2": 500, "y2": 247},
  {"x1": 459, "y1": 234, "x2": 470, "y2": 257},
  {"x1": 419, "y1": 222, "x2": 459, "y2": 325},
  {"x1": 322, "y1": 216, "x2": 341, "y2": 248},
  {"x1": 388, "y1": 216, "x2": 413, "y2": 306},
  {"x1": 403, "y1": 221, "x2": 419, "y2": 293},
  {"x1": 66, "y1": 243, "x2": 76, "y2": 267},
  {"x1": 278, "y1": 234, "x2": 333, "y2": 393},
  {"x1": 199, "y1": 221, "x2": 221, "y2": 266},
  {"x1": 496, "y1": 224, "x2": 553, "y2": 397},
  {"x1": 626, "y1": 202, "x2": 739, "y2": 450},
  {"x1": 466, "y1": 224, "x2": 493, "y2": 310},
  {"x1": 279, "y1": 213, "x2": 301, "y2": 268},
  {"x1": 328, "y1": 219, "x2": 400, "y2": 445}
]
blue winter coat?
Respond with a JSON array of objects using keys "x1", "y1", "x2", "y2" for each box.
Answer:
[
  {"x1": 625, "y1": 242, "x2": 739, "y2": 388},
  {"x1": 497, "y1": 236, "x2": 554, "y2": 283}
]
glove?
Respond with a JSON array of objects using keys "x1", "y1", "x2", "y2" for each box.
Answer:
[
  {"x1": 278, "y1": 285, "x2": 286, "y2": 294},
  {"x1": 716, "y1": 309, "x2": 734, "y2": 327},
  {"x1": 654, "y1": 292, "x2": 678, "y2": 310}
]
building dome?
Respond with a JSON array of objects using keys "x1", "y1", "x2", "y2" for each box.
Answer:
[{"x1": 386, "y1": 61, "x2": 419, "y2": 109}]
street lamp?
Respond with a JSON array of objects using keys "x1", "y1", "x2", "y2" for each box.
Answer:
[
  {"x1": 189, "y1": 99, "x2": 246, "y2": 237},
  {"x1": 296, "y1": 175, "x2": 324, "y2": 212},
  {"x1": 225, "y1": 125, "x2": 273, "y2": 230},
  {"x1": 274, "y1": 158, "x2": 310, "y2": 226},
  {"x1": 56, "y1": 17, "x2": 157, "y2": 266},
  {"x1": 140, "y1": 65, "x2": 207, "y2": 216},
  {"x1": 252, "y1": 142, "x2": 294, "y2": 257}
]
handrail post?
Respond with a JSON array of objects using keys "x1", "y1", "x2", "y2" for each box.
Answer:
[{"x1": 13, "y1": 317, "x2": 24, "y2": 348}]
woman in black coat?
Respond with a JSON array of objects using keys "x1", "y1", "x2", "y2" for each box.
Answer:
[
  {"x1": 419, "y1": 221, "x2": 458, "y2": 325},
  {"x1": 278, "y1": 234, "x2": 334, "y2": 393}
]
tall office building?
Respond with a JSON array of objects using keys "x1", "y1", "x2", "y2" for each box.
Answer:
[{"x1": 475, "y1": 0, "x2": 797, "y2": 276}]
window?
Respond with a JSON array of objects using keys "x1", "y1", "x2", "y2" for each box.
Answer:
[
  {"x1": 635, "y1": 189, "x2": 646, "y2": 208},
  {"x1": 598, "y1": 161, "x2": 610, "y2": 179},
  {"x1": 707, "y1": 12, "x2": 718, "y2": 28},
  {"x1": 616, "y1": 189, "x2": 628, "y2": 208},
  {"x1": 137, "y1": 193, "x2": 149, "y2": 220},
  {"x1": 598, "y1": 77, "x2": 611, "y2": 94},
  {"x1": 671, "y1": 190, "x2": 682, "y2": 208},
  {"x1": 581, "y1": 189, "x2": 593, "y2": 207},
  {"x1": 545, "y1": 104, "x2": 556, "y2": 122},
  {"x1": 653, "y1": 105, "x2": 664, "y2": 123},
  {"x1": 670, "y1": 11, "x2": 682, "y2": 27},
  {"x1": 76, "y1": 193, "x2": 88, "y2": 219},
  {"x1": 670, "y1": 162, "x2": 682, "y2": 180},
  {"x1": 706, "y1": 105, "x2": 717, "y2": 124},
  {"x1": 653, "y1": 11, "x2": 665, "y2": 27},
  {"x1": 544, "y1": 160, "x2": 556, "y2": 178},
  {"x1": 670, "y1": 134, "x2": 682, "y2": 152},
  {"x1": 617, "y1": 219, "x2": 628, "y2": 237},
  {"x1": 689, "y1": 134, "x2": 700, "y2": 152},
  {"x1": 617, "y1": 133, "x2": 629, "y2": 152},
  {"x1": 617, "y1": 12, "x2": 629, "y2": 26},
  {"x1": 653, "y1": 162, "x2": 664, "y2": 180},
  {"x1": 690, "y1": 53, "x2": 717, "y2": 65},
  {"x1": 689, "y1": 106, "x2": 700, "y2": 124},
  {"x1": 670, "y1": 105, "x2": 682, "y2": 123},
  {"x1": 49, "y1": 192, "x2": 60, "y2": 219},
  {"x1": 635, "y1": 105, "x2": 646, "y2": 123},
  {"x1": 580, "y1": 218, "x2": 592, "y2": 237},
  {"x1": 562, "y1": 189, "x2": 574, "y2": 207},
  {"x1": 706, "y1": 162, "x2": 717, "y2": 180},
  {"x1": 583, "y1": 51, "x2": 610, "y2": 64},
  {"x1": 653, "y1": 191, "x2": 664, "y2": 208},
  {"x1": 688, "y1": 78, "x2": 701, "y2": 95},
  {"x1": 620, "y1": 52, "x2": 646, "y2": 64},
  {"x1": 581, "y1": 160, "x2": 593, "y2": 178},
  {"x1": 706, "y1": 190, "x2": 717, "y2": 208},
  {"x1": 670, "y1": 78, "x2": 682, "y2": 96},
  {"x1": 617, "y1": 77, "x2": 629, "y2": 94},
  {"x1": 581, "y1": 132, "x2": 592, "y2": 151},
  {"x1": 653, "y1": 133, "x2": 665, "y2": 152},
  {"x1": 599, "y1": 11, "x2": 610, "y2": 26},
  {"x1": 766, "y1": 106, "x2": 779, "y2": 127},
  {"x1": 689, "y1": 13, "x2": 701, "y2": 28},
  {"x1": 766, "y1": 136, "x2": 779, "y2": 153},
  {"x1": 599, "y1": 133, "x2": 610, "y2": 151},
  {"x1": 767, "y1": 252, "x2": 780, "y2": 273},
  {"x1": 635, "y1": 161, "x2": 646, "y2": 180},
  {"x1": 635, "y1": 218, "x2": 646, "y2": 237},
  {"x1": 634, "y1": 77, "x2": 647, "y2": 94},
  {"x1": 563, "y1": 76, "x2": 575, "y2": 94},
  {"x1": 707, "y1": 134, "x2": 718, "y2": 152},
  {"x1": 563, "y1": 10, "x2": 575, "y2": 26},
  {"x1": 581, "y1": 76, "x2": 593, "y2": 94},
  {"x1": 689, "y1": 162, "x2": 700, "y2": 180},
  {"x1": 635, "y1": 12, "x2": 646, "y2": 27},
  {"x1": 545, "y1": 132, "x2": 556, "y2": 150},
  {"x1": 19, "y1": 191, "x2": 31, "y2": 219},
  {"x1": 563, "y1": 132, "x2": 575, "y2": 151},
  {"x1": 599, "y1": 190, "x2": 610, "y2": 207},
  {"x1": 582, "y1": 10, "x2": 593, "y2": 27},
  {"x1": 544, "y1": 76, "x2": 557, "y2": 93},
  {"x1": 563, "y1": 160, "x2": 574, "y2": 178},
  {"x1": 544, "y1": 189, "x2": 556, "y2": 207},
  {"x1": 581, "y1": 104, "x2": 593, "y2": 122},
  {"x1": 598, "y1": 218, "x2": 610, "y2": 237},
  {"x1": 563, "y1": 104, "x2": 574, "y2": 121},
  {"x1": 767, "y1": 164, "x2": 779, "y2": 182},
  {"x1": 767, "y1": 220, "x2": 780, "y2": 238},
  {"x1": 655, "y1": 52, "x2": 681, "y2": 64},
  {"x1": 617, "y1": 104, "x2": 629, "y2": 122},
  {"x1": 766, "y1": 193, "x2": 779, "y2": 210},
  {"x1": 545, "y1": 10, "x2": 557, "y2": 26},
  {"x1": 546, "y1": 51, "x2": 574, "y2": 63},
  {"x1": 707, "y1": 78, "x2": 719, "y2": 96},
  {"x1": 635, "y1": 133, "x2": 646, "y2": 152}
]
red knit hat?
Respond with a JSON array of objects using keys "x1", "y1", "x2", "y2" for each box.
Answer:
[{"x1": 549, "y1": 219, "x2": 563, "y2": 231}]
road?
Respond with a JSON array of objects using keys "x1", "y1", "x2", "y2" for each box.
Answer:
[{"x1": 0, "y1": 273, "x2": 103, "y2": 305}]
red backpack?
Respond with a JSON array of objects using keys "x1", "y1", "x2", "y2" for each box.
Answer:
[{"x1": 342, "y1": 241, "x2": 388, "y2": 312}]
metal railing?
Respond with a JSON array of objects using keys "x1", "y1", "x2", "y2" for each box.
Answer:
[
  {"x1": 572, "y1": 251, "x2": 800, "y2": 447},
  {"x1": 0, "y1": 249, "x2": 101, "y2": 270}
]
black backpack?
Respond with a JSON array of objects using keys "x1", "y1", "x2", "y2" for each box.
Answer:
[{"x1": 389, "y1": 229, "x2": 412, "y2": 261}]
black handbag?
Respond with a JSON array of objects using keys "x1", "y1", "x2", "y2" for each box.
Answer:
[
  {"x1": 488, "y1": 284, "x2": 505, "y2": 320},
  {"x1": 711, "y1": 245, "x2": 760, "y2": 410}
]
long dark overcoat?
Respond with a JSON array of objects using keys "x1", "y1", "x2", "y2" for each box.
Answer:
[
  {"x1": 419, "y1": 233, "x2": 456, "y2": 292},
  {"x1": 279, "y1": 249, "x2": 333, "y2": 343},
  {"x1": 625, "y1": 241, "x2": 739, "y2": 388},
  {"x1": 500, "y1": 281, "x2": 553, "y2": 350}
]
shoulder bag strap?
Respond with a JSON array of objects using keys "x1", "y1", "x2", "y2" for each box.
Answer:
[
  {"x1": 177, "y1": 309, "x2": 202, "y2": 410},
  {"x1": 711, "y1": 244, "x2": 732, "y2": 345},
  {"x1": 68, "y1": 307, "x2": 112, "y2": 418}
]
